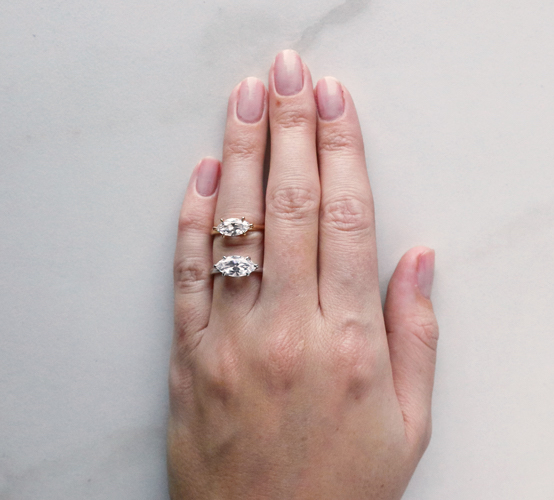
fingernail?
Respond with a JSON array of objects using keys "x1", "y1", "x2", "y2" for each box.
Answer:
[
  {"x1": 274, "y1": 50, "x2": 303, "y2": 96},
  {"x1": 316, "y1": 77, "x2": 345, "y2": 120},
  {"x1": 195, "y1": 157, "x2": 220, "y2": 197},
  {"x1": 236, "y1": 77, "x2": 265, "y2": 123},
  {"x1": 417, "y1": 249, "x2": 435, "y2": 299}
]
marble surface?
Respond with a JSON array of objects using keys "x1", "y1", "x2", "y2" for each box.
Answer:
[{"x1": 2, "y1": 1, "x2": 554, "y2": 498}]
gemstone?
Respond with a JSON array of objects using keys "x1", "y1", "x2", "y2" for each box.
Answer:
[
  {"x1": 217, "y1": 218, "x2": 251, "y2": 236},
  {"x1": 215, "y1": 255, "x2": 258, "y2": 277}
]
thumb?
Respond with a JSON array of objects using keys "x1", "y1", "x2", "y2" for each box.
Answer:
[{"x1": 384, "y1": 246, "x2": 439, "y2": 452}]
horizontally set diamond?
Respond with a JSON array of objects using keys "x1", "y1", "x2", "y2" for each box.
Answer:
[
  {"x1": 215, "y1": 217, "x2": 253, "y2": 237},
  {"x1": 214, "y1": 255, "x2": 259, "y2": 277}
]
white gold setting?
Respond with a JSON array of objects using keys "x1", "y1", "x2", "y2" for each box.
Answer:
[
  {"x1": 212, "y1": 217, "x2": 264, "y2": 237},
  {"x1": 212, "y1": 255, "x2": 261, "y2": 277}
]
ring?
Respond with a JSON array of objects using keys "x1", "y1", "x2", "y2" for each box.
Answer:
[
  {"x1": 212, "y1": 217, "x2": 264, "y2": 237},
  {"x1": 212, "y1": 255, "x2": 262, "y2": 277}
]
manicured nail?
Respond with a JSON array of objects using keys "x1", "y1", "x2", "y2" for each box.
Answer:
[
  {"x1": 417, "y1": 249, "x2": 435, "y2": 299},
  {"x1": 316, "y1": 77, "x2": 345, "y2": 120},
  {"x1": 236, "y1": 77, "x2": 265, "y2": 123},
  {"x1": 195, "y1": 157, "x2": 220, "y2": 197},
  {"x1": 274, "y1": 50, "x2": 303, "y2": 96}
]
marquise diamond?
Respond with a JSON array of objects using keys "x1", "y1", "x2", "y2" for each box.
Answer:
[
  {"x1": 215, "y1": 255, "x2": 258, "y2": 277},
  {"x1": 216, "y1": 218, "x2": 251, "y2": 236}
]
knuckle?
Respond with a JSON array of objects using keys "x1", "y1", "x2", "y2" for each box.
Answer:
[
  {"x1": 168, "y1": 361, "x2": 194, "y2": 406},
  {"x1": 200, "y1": 348, "x2": 240, "y2": 404},
  {"x1": 419, "y1": 420, "x2": 433, "y2": 452},
  {"x1": 408, "y1": 417, "x2": 433, "y2": 457},
  {"x1": 321, "y1": 195, "x2": 373, "y2": 233},
  {"x1": 224, "y1": 136, "x2": 260, "y2": 161},
  {"x1": 318, "y1": 130, "x2": 360, "y2": 153},
  {"x1": 331, "y1": 322, "x2": 371, "y2": 369},
  {"x1": 326, "y1": 320, "x2": 376, "y2": 400},
  {"x1": 178, "y1": 213, "x2": 208, "y2": 234},
  {"x1": 273, "y1": 105, "x2": 313, "y2": 130},
  {"x1": 267, "y1": 185, "x2": 319, "y2": 221},
  {"x1": 407, "y1": 314, "x2": 440, "y2": 352},
  {"x1": 190, "y1": 335, "x2": 242, "y2": 405},
  {"x1": 168, "y1": 339, "x2": 202, "y2": 412},
  {"x1": 173, "y1": 255, "x2": 210, "y2": 294},
  {"x1": 173, "y1": 308, "x2": 206, "y2": 345},
  {"x1": 258, "y1": 332, "x2": 305, "y2": 393}
]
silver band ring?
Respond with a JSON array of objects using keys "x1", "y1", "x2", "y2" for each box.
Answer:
[
  {"x1": 212, "y1": 217, "x2": 264, "y2": 237},
  {"x1": 212, "y1": 255, "x2": 262, "y2": 277}
]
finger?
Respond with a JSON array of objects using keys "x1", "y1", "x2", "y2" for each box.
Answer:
[
  {"x1": 174, "y1": 157, "x2": 220, "y2": 346},
  {"x1": 212, "y1": 77, "x2": 267, "y2": 309},
  {"x1": 315, "y1": 77, "x2": 382, "y2": 323},
  {"x1": 384, "y1": 247, "x2": 439, "y2": 453},
  {"x1": 262, "y1": 50, "x2": 320, "y2": 302}
]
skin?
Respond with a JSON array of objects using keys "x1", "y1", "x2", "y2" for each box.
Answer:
[{"x1": 167, "y1": 50, "x2": 439, "y2": 500}]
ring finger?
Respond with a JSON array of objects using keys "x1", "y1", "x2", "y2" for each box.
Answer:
[{"x1": 212, "y1": 77, "x2": 268, "y2": 311}]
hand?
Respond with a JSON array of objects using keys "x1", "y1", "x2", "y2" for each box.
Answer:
[{"x1": 167, "y1": 50, "x2": 439, "y2": 499}]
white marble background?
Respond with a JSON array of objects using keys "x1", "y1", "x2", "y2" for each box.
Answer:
[{"x1": 1, "y1": 0, "x2": 554, "y2": 498}]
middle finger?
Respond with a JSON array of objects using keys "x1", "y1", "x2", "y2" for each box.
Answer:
[{"x1": 261, "y1": 50, "x2": 320, "y2": 306}]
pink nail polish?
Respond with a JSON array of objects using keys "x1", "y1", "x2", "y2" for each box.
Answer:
[
  {"x1": 236, "y1": 77, "x2": 265, "y2": 123},
  {"x1": 195, "y1": 158, "x2": 220, "y2": 197},
  {"x1": 417, "y1": 249, "x2": 435, "y2": 299},
  {"x1": 274, "y1": 50, "x2": 303, "y2": 96},
  {"x1": 316, "y1": 77, "x2": 345, "y2": 120}
]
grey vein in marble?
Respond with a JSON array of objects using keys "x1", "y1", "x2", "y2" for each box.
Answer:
[{"x1": 293, "y1": 0, "x2": 371, "y2": 53}]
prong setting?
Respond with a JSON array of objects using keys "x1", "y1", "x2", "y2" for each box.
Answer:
[
  {"x1": 215, "y1": 217, "x2": 253, "y2": 236},
  {"x1": 211, "y1": 217, "x2": 264, "y2": 237}
]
